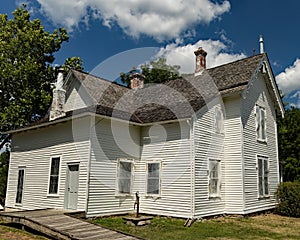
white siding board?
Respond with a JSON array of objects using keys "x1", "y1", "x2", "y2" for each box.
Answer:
[
  {"x1": 64, "y1": 76, "x2": 93, "y2": 112},
  {"x1": 6, "y1": 118, "x2": 91, "y2": 211},
  {"x1": 86, "y1": 118, "x2": 141, "y2": 217},
  {"x1": 136, "y1": 122, "x2": 192, "y2": 218},
  {"x1": 241, "y1": 73, "x2": 279, "y2": 213},
  {"x1": 194, "y1": 102, "x2": 226, "y2": 218},
  {"x1": 223, "y1": 96, "x2": 244, "y2": 214}
]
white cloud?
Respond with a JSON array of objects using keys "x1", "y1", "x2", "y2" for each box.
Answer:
[
  {"x1": 157, "y1": 39, "x2": 246, "y2": 73},
  {"x1": 276, "y1": 59, "x2": 300, "y2": 94},
  {"x1": 36, "y1": 0, "x2": 230, "y2": 40}
]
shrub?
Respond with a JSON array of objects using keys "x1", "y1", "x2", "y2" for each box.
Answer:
[{"x1": 275, "y1": 182, "x2": 300, "y2": 217}]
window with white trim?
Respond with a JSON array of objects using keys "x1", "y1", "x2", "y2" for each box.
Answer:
[
  {"x1": 209, "y1": 159, "x2": 221, "y2": 197},
  {"x1": 117, "y1": 159, "x2": 133, "y2": 194},
  {"x1": 256, "y1": 105, "x2": 266, "y2": 141},
  {"x1": 215, "y1": 108, "x2": 224, "y2": 134},
  {"x1": 48, "y1": 157, "x2": 60, "y2": 194},
  {"x1": 146, "y1": 162, "x2": 161, "y2": 195},
  {"x1": 258, "y1": 156, "x2": 269, "y2": 197}
]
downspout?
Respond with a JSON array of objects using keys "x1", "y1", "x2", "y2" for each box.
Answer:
[
  {"x1": 85, "y1": 115, "x2": 94, "y2": 216},
  {"x1": 188, "y1": 117, "x2": 195, "y2": 218},
  {"x1": 240, "y1": 96, "x2": 246, "y2": 214}
]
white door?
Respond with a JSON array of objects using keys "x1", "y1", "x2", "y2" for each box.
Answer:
[{"x1": 65, "y1": 164, "x2": 79, "y2": 210}]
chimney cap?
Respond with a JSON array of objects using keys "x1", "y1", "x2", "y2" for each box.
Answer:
[
  {"x1": 194, "y1": 47, "x2": 207, "y2": 57},
  {"x1": 130, "y1": 72, "x2": 145, "y2": 79}
]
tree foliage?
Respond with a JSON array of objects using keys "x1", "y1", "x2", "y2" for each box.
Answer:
[
  {"x1": 0, "y1": 5, "x2": 70, "y2": 132},
  {"x1": 120, "y1": 57, "x2": 180, "y2": 87},
  {"x1": 277, "y1": 107, "x2": 300, "y2": 182}
]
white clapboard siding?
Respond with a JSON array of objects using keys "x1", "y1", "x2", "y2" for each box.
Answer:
[
  {"x1": 86, "y1": 117, "x2": 141, "y2": 217},
  {"x1": 64, "y1": 75, "x2": 94, "y2": 112},
  {"x1": 193, "y1": 101, "x2": 225, "y2": 218},
  {"x1": 223, "y1": 96, "x2": 244, "y2": 214},
  {"x1": 241, "y1": 72, "x2": 279, "y2": 213},
  {"x1": 137, "y1": 121, "x2": 192, "y2": 218},
  {"x1": 6, "y1": 117, "x2": 91, "y2": 212}
]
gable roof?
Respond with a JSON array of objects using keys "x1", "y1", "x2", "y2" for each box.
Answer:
[{"x1": 7, "y1": 53, "x2": 284, "y2": 133}]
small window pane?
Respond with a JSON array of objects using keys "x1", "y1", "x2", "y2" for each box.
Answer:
[
  {"x1": 48, "y1": 157, "x2": 60, "y2": 194},
  {"x1": 118, "y1": 161, "x2": 132, "y2": 194},
  {"x1": 147, "y1": 163, "x2": 160, "y2": 195},
  {"x1": 209, "y1": 160, "x2": 220, "y2": 196}
]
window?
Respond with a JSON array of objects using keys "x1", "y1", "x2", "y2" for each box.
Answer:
[
  {"x1": 209, "y1": 159, "x2": 221, "y2": 197},
  {"x1": 146, "y1": 162, "x2": 161, "y2": 195},
  {"x1": 117, "y1": 159, "x2": 133, "y2": 194},
  {"x1": 215, "y1": 108, "x2": 224, "y2": 134},
  {"x1": 16, "y1": 168, "x2": 25, "y2": 204},
  {"x1": 256, "y1": 105, "x2": 266, "y2": 141},
  {"x1": 258, "y1": 156, "x2": 269, "y2": 197},
  {"x1": 48, "y1": 157, "x2": 60, "y2": 194}
]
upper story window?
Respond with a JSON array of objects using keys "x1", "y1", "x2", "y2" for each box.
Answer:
[
  {"x1": 258, "y1": 156, "x2": 269, "y2": 198},
  {"x1": 215, "y1": 108, "x2": 224, "y2": 134},
  {"x1": 117, "y1": 159, "x2": 133, "y2": 195},
  {"x1": 256, "y1": 105, "x2": 266, "y2": 141},
  {"x1": 146, "y1": 161, "x2": 161, "y2": 195},
  {"x1": 48, "y1": 157, "x2": 60, "y2": 195},
  {"x1": 209, "y1": 159, "x2": 221, "y2": 197}
]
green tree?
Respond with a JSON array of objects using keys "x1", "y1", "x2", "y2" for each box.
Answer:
[
  {"x1": 120, "y1": 57, "x2": 180, "y2": 86},
  {"x1": 0, "y1": 151, "x2": 9, "y2": 207},
  {"x1": 277, "y1": 107, "x2": 300, "y2": 182},
  {"x1": 0, "y1": 5, "x2": 70, "y2": 132}
]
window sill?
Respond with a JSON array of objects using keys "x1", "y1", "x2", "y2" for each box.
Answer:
[
  {"x1": 209, "y1": 195, "x2": 221, "y2": 200},
  {"x1": 258, "y1": 196, "x2": 270, "y2": 200},
  {"x1": 115, "y1": 194, "x2": 133, "y2": 198},
  {"x1": 257, "y1": 139, "x2": 267, "y2": 144},
  {"x1": 145, "y1": 194, "x2": 161, "y2": 200},
  {"x1": 47, "y1": 194, "x2": 60, "y2": 198}
]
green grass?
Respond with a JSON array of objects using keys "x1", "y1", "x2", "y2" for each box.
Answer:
[
  {"x1": 0, "y1": 222, "x2": 49, "y2": 240},
  {"x1": 92, "y1": 214, "x2": 300, "y2": 240}
]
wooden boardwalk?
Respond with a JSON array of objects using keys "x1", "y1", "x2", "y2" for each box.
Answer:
[{"x1": 0, "y1": 209, "x2": 141, "y2": 240}]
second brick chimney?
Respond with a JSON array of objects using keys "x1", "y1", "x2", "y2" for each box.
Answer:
[
  {"x1": 130, "y1": 73, "x2": 145, "y2": 90},
  {"x1": 194, "y1": 47, "x2": 207, "y2": 74}
]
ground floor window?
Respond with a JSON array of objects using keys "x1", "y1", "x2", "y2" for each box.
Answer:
[
  {"x1": 258, "y1": 156, "x2": 269, "y2": 197},
  {"x1": 146, "y1": 161, "x2": 161, "y2": 195},
  {"x1": 48, "y1": 157, "x2": 60, "y2": 195},
  {"x1": 117, "y1": 159, "x2": 133, "y2": 194},
  {"x1": 16, "y1": 168, "x2": 25, "y2": 204},
  {"x1": 209, "y1": 159, "x2": 221, "y2": 197}
]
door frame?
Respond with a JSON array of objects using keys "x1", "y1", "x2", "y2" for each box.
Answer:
[{"x1": 64, "y1": 163, "x2": 80, "y2": 210}]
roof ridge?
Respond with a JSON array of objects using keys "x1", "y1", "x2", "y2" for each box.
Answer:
[
  {"x1": 207, "y1": 53, "x2": 264, "y2": 71},
  {"x1": 71, "y1": 69, "x2": 129, "y2": 89}
]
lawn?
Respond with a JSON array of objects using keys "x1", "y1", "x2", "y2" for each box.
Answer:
[
  {"x1": 0, "y1": 222, "x2": 49, "y2": 240},
  {"x1": 92, "y1": 213, "x2": 300, "y2": 240}
]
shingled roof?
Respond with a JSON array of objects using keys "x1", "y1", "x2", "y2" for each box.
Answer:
[
  {"x1": 8, "y1": 53, "x2": 275, "y2": 132},
  {"x1": 65, "y1": 53, "x2": 265, "y2": 123}
]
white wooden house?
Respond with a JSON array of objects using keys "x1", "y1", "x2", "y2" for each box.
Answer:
[{"x1": 5, "y1": 45, "x2": 284, "y2": 219}]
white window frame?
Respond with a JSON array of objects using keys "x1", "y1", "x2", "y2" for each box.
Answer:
[
  {"x1": 15, "y1": 166, "x2": 26, "y2": 205},
  {"x1": 215, "y1": 108, "x2": 224, "y2": 134},
  {"x1": 116, "y1": 158, "x2": 134, "y2": 196},
  {"x1": 255, "y1": 105, "x2": 267, "y2": 142},
  {"x1": 47, "y1": 156, "x2": 61, "y2": 196},
  {"x1": 208, "y1": 159, "x2": 221, "y2": 198},
  {"x1": 146, "y1": 160, "x2": 161, "y2": 197},
  {"x1": 257, "y1": 155, "x2": 269, "y2": 198}
]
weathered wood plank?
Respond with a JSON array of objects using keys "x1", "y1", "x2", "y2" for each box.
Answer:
[{"x1": 0, "y1": 209, "x2": 141, "y2": 240}]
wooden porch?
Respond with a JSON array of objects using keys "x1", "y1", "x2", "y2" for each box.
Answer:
[{"x1": 0, "y1": 209, "x2": 141, "y2": 240}]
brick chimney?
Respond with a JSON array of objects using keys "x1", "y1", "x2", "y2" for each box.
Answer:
[
  {"x1": 194, "y1": 47, "x2": 207, "y2": 74},
  {"x1": 130, "y1": 73, "x2": 145, "y2": 90},
  {"x1": 50, "y1": 68, "x2": 66, "y2": 121}
]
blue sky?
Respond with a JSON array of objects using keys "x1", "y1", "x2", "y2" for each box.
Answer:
[{"x1": 1, "y1": 0, "x2": 300, "y2": 107}]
